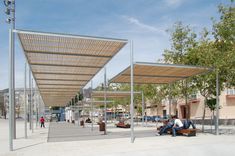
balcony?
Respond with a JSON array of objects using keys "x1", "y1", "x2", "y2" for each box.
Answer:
[
  {"x1": 227, "y1": 89, "x2": 235, "y2": 99},
  {"x1": 189, "y1": 94, "x2": 200, "y2": 103},
  {"x1": 226, "y1": 95, "x2": 235, "y2": 99}
]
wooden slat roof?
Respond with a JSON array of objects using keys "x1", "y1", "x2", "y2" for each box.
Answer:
[
  {"x1": 110, "y1": 62, "x2": 213, "y2": 84},
  {"x1": 92, "y1": 91, "x2": 141, "y2": 98},
  {"x1": 16, "y1": 29, "x2": 127, "y2": 106}
]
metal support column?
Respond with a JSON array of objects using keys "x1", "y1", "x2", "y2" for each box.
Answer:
[
  {"x1": 185, "y1": 80, "x2": 189, "y2": 119},
  {"x1": 104, "y1": 67, "x2": 107, "y2": 135},
  {"x1": 169, "y1": 84, "x2": 172, "y2": 117},
  {"x1": 29, "y1": 69, "x2": 32, "y2": 130},
  {"x1": 36, "y1": 88, "x2": 39, "y2": 128},
  {"x1": 31, "y1": 78, "x2": 34, "y2": 133},
  {"x1": 12, "y1": 3, "x2": 16, "y2": 140},
  {"x1": 8, "y1": 29, "x2": 14, "y2": 151},
  {"x1": 130, "y1": 40, "x2": 134, "y2": 143},
  {"x1": 91, "y1": 80, "x2": 93, "y2": 131},
  {"x1": 141, "y1": 91, "x2": 144, "y2": 127},
  {"x1": 24, "y1": 63, "x2": 27, "y2": 138},
  {"x1": 77, "y1": 99, "x2": 80, "y2": 127},
  {"x1": 215, "y1": 70, "x2": 219, "y2": 135}
]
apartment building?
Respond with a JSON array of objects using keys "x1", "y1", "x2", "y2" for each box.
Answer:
[
  {"x1": 1, "y1": 88, "x2": 44, "y2": 119},
  {"x1": 145, "y1": 88, "x2": 235, "y2": 121}
]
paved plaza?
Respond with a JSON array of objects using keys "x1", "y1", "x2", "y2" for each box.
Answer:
[{"x1": 1, "y1": 119, "x2": 235, "y2": 156}]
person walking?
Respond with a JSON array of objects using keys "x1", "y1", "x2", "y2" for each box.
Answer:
[{"x1": 40, "y1": 116, "x2": 45, "y2": 128}]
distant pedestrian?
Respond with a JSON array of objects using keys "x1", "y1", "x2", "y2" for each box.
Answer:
[{"x1": 40, "y1": 116, "x2": 45, "y2": 128}]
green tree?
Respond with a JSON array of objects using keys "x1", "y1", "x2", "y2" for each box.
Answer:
[
  {"x1": 212, "y1": 1, "x2": 235, "y2": 86},
  {"x1": 163, "y1": 22, "x2": 198, "y2": 118},
  {"x1": 185, "y1": 1, "x2": 234, "y2": 131}
]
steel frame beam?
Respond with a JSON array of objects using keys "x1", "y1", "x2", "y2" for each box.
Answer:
[
  {"x1": 30, "y1": 63, "x2": 102, "y2": 69},
  {"x1": 26, "y1": 50, "x2": 112, "y2": 58},
  {"x1": 33, "y1": 72, "x2": 94, "y2": 76}
]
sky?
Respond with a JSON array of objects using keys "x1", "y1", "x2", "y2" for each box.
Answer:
[{"x1": 0, "y1": 0, "x2": 230, "y2": 90}]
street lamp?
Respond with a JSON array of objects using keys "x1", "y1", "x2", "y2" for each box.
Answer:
[
  {"x1": 3, "y1": 0, "x2": 15, "y2": 27},
  {"x1": 3, "y1": 0, "x2": 16, "y2": 151}
]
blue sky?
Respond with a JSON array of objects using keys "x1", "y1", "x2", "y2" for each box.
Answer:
[{"x1": 0, "y1": 0, "x2": 230, "y2": 90}]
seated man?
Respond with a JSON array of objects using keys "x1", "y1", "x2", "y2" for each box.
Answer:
[
  {"x1": 156, "y1": 118, "x2": 174, "y2": 136},
  {"x1": 86, "y1": 118, "x2": 91, "y2": 123},
  {"x1": 183, "y1": 119, "x2": 196, "y2": 129},
  {"x1": 171, "y1": 115, "x2": 184, "y2": 137}
]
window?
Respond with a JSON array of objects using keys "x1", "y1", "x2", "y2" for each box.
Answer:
[
  {"x1": 227, "y1": 88, "x2": 235, "y2": 95},
  {"x1": 189, "y1": 93, "x2": 197, "y2": 100}
]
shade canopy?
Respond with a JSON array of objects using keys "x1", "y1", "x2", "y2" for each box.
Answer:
[
  {"x1": 110, "y1": 62, "x2": 213, "y2": 84},
  {"x1": 92, "y1": 91, "x2": 141, "y2": 98},
  {"x1": 16, "y1": 29, "x2": 127, "y2": 106},
  {"x1": 84, "y1": 100, "x2": 114, "y2": 105}
]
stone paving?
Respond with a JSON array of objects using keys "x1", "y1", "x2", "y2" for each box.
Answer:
[
  {"x1": 1, "y1": 119, "x2": 235, "y2": 156},
  {"x1": 48, "y1": 122, "x2": 155, "y2": 142}
]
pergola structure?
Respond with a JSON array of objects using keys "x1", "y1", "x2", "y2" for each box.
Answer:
[
  {"x1": 91, "y1": 90, "x2": 145, "y2": 126},
  {"x1": 110, "y1": 60, "x2": 215, "y2": 143},
  {"x1": 7, "y1": 29, "x2": 219, "y2": 150},
  {"x1": 92, "y1": 90, "x2": 142, "y2": 98},
  {"x1": 110, "y1": 62, "x2": 212, "y2": 84},
  {"x1": 8, "y1": 29, "x2": 127, "y2": 150},
  {"x1": 15, "y1": 29, "x2": 127, "y2": 107}
]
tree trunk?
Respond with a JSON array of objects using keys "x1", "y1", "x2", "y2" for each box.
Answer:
[
  {"x1": 184, "y1": 80, "x2": 189, "y2": 119},
  {"x1": 185, "y1": 95, "x2": 189, "y2": 119},
  {"x1": 1, "y1": 104, "x2": 7, "y2": 119},
  {"x1": 4, "y1": 111, "x2": 6, "y2": 119},
  {"x1": 212, "y1": 110, "x2": 215, "y2": 125},
  {"x1": 202, "y1": 98, "x2": 207, "y2": 132},
  {"x1": 3, "y1": 107, "x2": 7, "y2": 119}
]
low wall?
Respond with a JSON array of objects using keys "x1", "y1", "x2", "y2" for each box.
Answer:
[{"x1": 192, "y1": 119, "x2": 235, "y2": 125}]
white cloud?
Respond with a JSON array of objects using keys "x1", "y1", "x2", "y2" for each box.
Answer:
[
  {"x1": 122, "y1": 16, "x2": 166, "y2": 36},
  {"x1": 165, "y1": 0, "x2": 185, "y2": 7}
]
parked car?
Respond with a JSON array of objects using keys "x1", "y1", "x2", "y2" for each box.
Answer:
[
  {"x1": 143, "y1": 116, "x2": 152, "y2": 122},
  {"x1": 152, "y1": 115, "x2": 162, "y2": 122}
]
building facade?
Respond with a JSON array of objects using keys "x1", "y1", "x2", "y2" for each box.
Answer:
[
  {"x1": 145, "y1": 88, "x2": 235, "y2": 121},
  {"x1": 1, "y1": 88, "x2": 45, "y2": 119}
]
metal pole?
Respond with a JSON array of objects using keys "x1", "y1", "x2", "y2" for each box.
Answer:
[
  {"x1": 77, "y1": 97, "x2": 80, "y2": 127},
  {"x1": 130, "y1": 40, "x2": 134, "y2": 143},
  {"x1": 141, "y1": 91, "x2": 144, "y2": 127},
  {"x1": 185, "y1": 80, "x2": 188, "y2": 119},
  {"x1": 31, "y1": 78, "x2": 34, "y2": 133},
  {"x1": 24, "y1": 63, "x2": 27, "y2": 139},
  {"x1": 215, "y1": 70, "x2": 219, "y2": 135},
  {"x1": 29, "y1": 68, "x2": 32, "y2": 130},
  {"x1": 91, "y1": 81, "x2": 93, "y2": 131},
  {"x1": 36, "y1": 88, "x2": 38, "y2": 128},
  {"x1": 82, "y1": 89, "x2": 85, "y2": 125},
  {"x1": 169, "y1": 84, "x2": 172, "y2": 117},
  {"x1": 104, "y1": 67, "x2": 107, "y2": 135},
  {"x1": 12, "y1": 0, "x2": 16, "y2": 140},
  {"x1": 8, "y1": 29, "x2": 14, "y2": 151}
]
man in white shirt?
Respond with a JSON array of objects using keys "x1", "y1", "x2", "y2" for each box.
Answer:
[{"x1": 172, "y1": 115, "x2": 184, "y2": 137}]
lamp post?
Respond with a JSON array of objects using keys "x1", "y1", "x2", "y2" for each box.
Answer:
[{"x1": 4, "y1": 0, "x2": 16, "y2": 151}]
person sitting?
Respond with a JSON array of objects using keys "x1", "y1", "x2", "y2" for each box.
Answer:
[
  {"x1": 183, "y1": 119, "x2": 196, "y2": 129},
  {"x1": 171, "y1": 115, "x2": 184, "y2": 137},
  {"x1": 85, "y1": 118, "x2": 91, "y2": 123},
  {"x1": 156, "y1": 118, "x2": 174, "y2": 136}
]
